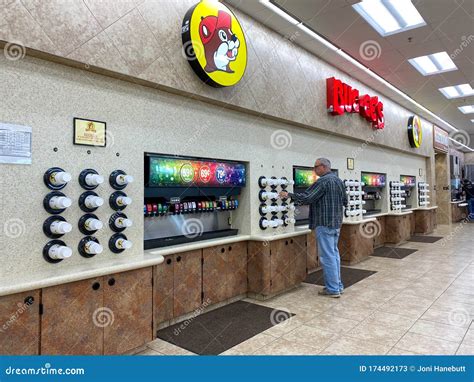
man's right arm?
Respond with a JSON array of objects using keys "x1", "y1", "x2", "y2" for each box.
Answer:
[{"x1": 288, "y1": 182, "x2": 324, "y2": 205}]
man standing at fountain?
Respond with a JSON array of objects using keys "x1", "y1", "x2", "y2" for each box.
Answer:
[{"x1": 279, "y1": 158, "x2": 347, "y2": 298}]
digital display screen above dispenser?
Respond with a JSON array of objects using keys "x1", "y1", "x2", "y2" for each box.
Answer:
[
  {"x1": 147, "y1": 155, "x2": 246, "y2": 187},
  {"x1": 293, "y1": 166, "x2": 338, "y2": 189},
  {"x1": 400, "y1": 175, "x2": 416, "y2": 187},
  {"x1": 361, "y1": 172, "x2": 386, "y2": 187},
  {"x1": 294, "y1": 168, "x2": 318, "y2": 188}
]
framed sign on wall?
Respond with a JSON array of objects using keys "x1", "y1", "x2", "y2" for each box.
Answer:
[
  {"x1": 347, "y1": 158, "x2": 355, "y2": 170},
  {"x1": 73, "y1": 118, "x2": 107, "y2": 147}
]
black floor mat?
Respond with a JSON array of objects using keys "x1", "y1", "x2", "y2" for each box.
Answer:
[
  {"x1": 408, "y1": 236, "x2": 443, "y2": 243},
  {"x1": 304, "y1": 266, "x2": 376, "y2": 288},
  {"x1": 156, "y1": 301, "x2": 293, "y2": 355},
  {"x1": 372, "y1": 246, "x2": 418, "y2": 259}
]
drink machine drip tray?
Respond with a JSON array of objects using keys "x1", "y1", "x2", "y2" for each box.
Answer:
[{"x1": 145, "y1": 228, "x2": 238, "y2": 249}]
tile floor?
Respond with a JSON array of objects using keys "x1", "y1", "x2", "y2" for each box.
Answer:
[{"x1": 136, "y1": 223, "x2": 474, "y2": 356}]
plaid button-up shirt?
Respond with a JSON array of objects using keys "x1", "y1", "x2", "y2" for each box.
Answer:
[{"x1": 289, "y1": 172, "x2": 347, "y2": 229}]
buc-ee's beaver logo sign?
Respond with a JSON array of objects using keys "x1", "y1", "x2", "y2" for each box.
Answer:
[{"x1": 182, "y1": 0, "x2": 247, "y2": 87}]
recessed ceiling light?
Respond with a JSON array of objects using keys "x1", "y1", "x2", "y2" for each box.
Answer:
[
  {"x1": 458, "y1": 105, "x2": 474, "y2": 114},
  {"x1": 439, "y1": 84, "x2": 474, "y2": 99},
  {"x1": 408, "y1": 52, "x2": 457, "y2": 76},
  {"x1": 353, "y1": 0, "x2": 426, "y2": 37}
]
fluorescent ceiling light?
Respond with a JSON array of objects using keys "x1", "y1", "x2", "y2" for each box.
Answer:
[
  {"x1": 439, "y1": 84, "x2": 474, "y2": 99},
  {"x1": 408, "y1": 52, "x2": 457, "y2": 76},
  {"x1": 353, "y1": 0, "x2": 426, "y2": 37},
  {"x1": 458, "y1": 105, "x2": 474, "y2": 114}
]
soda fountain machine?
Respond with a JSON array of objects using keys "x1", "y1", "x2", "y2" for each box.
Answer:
[
  {"x1": 144, "y1": 153, "x2": 246, "y2": 248},
  {"x1": 400, "y1": 175, "x2": 416, "y2": 210},
  {"x1": 361, "y1": 172, "x2": 387, "y2": 216},
  {"x1": 292, "y1": 166, "x2": 338, "y2": 225},
  {"x1": 292, "y1": 166, "x2": 317, "y2": 226}
]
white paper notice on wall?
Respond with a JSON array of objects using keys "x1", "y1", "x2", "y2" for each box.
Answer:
[{"x1": 0, "y1": 123, "x2": 32, "y2": 165}]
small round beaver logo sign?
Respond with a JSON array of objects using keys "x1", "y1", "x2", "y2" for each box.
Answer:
[
  {"x1": 182, "y1": 0, "x2": 247, "y2": 87},
  {"x1": 407, "y1": 115, "x2": 423, "y2": 148}
]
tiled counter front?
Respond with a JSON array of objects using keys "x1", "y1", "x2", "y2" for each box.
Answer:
[
  {"x1": 306, "y1": 231, "x2": 319, "y2": 272},
  {"x1": 373, "y1": 216, "x2": 386, "y2": 249},
  {"x1": 0, "y1": 290, "x2": 40, "y2": 355},
  {"x1": 247, "y1": 236, "x2": 307, "y2": 300},
  {"x1": 338, "y1": 222, "x2": 375, "y2": 265},
  {"x1": 385, "y1": 213, "x2": 412, "y2": 244},
  {"x1": 41, "y1": 268, "x2": 153, "y2": 355},
  {"x1": 414, "y1": 208, "x2": 438, "y2": 234},
  {"x1": 1, "y1": 233, "x2": 312, "y2": 355},
  {"x1": 451, "y1": 204, "x2": 468, "y2": 223}
]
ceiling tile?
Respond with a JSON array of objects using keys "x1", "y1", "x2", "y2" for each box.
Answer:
[{"x1": 414, "y1": 0, "x2": 473, "y2": 23}]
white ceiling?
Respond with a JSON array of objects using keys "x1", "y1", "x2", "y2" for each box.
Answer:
[{"x1": 226, "y1": 0, "x2": 474, "y2": 150}]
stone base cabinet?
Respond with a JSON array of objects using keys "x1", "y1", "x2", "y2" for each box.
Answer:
[
  {"x1": 338, "y1": 223, "x2": 374, "y2": 265},
  {"x1": 415, "y1": 209, "x2": 437, "y2": 234},
  {"x1": 202, "y1": 242, "x2": 248, "y2": 305},
  {"x1": 247, "y1": 237, "x2": 306, "y2": 299},
  {"x1": 306, "y1": 231, "x2": 318, "y2": 272},
  {"x1": 153, "y1": 249, "x2": 203, "y2": 332},
  {"x1": 385, "y1": 214, "x2": 411, "y2": 244},
  {"x1": 40, "y1": 268, "x2": 153, "y2": 355},
  {"x1": 153, "y1": 244, "x2": 248, "y2": 332},
  {"x1": 0, "y1": 290, "x2": 40, "y2": 355}
]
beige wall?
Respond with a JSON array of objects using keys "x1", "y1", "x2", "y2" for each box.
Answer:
[
  {"x1": 464, "y1": 153, "x2": 474, "y2": 165},
  {"x1": 0, "y1": 0, "x2": 440, "y2": 286},
  {"x1": 0, "y1": 0, "x2": 435, "y2": 157},
  {"x1": 0, "y1": 55, "x2": 429, "y2": 282}
]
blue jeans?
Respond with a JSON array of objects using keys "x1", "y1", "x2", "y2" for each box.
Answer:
[
  {"x1": 316, "y1": 226, "x2": 343, "y2": 294},
  {"x1": 468, "y1": 199, "x2": 474, "y2": 220}
]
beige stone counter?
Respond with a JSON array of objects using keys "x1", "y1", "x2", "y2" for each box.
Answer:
[
  {"x1": 343, "y1": 217, "x2": 377, "y2": 225},
  {"x1": 387, "y1": 210, "x2": 414, "y2": 216},
  {"x1": 416, "y1": 205, "x2": 438, "y2": 210}
]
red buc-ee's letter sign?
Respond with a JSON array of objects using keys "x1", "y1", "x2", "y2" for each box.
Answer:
[{"x1": 326, "y1": 77, "x2": 384, "y2": 129}]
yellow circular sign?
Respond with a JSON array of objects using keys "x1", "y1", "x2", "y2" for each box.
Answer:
[
  {"x1": 182, "y1": 0, "x2": 247, "y2": 87},
  {"x1": 408, "y1": 115, "x2": 423, "y2": 148}
]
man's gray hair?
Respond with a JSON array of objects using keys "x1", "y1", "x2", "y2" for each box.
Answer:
[{"x1": 317, "y1": 158, "x2": 331, "y2": 169}]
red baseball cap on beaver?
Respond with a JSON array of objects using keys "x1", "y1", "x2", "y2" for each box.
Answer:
[{"x1": 199, "y1": 10, "x2": 232, "y2": 45}]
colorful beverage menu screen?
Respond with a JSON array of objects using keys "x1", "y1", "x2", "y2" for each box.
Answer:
[
  {"x1": 361, "y1": 172, "x2": 386, "y2": 187},
  {"x1": 148, "y1": 156, "x2": 246, "y2": 187},
  {"x1": 400, "y1": 175, "x2": 416, "y2": 187},
  {"x1": 294, "y1": 168, "x2": 318, "y2": 188}
]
